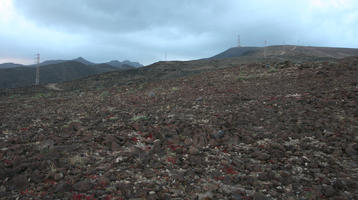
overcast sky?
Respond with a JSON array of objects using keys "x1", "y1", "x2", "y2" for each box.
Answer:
[{"x1": 0, "y1": 0, "x2": 357, "y2": 65}]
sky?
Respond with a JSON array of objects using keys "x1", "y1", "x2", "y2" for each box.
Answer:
[{"x1": 0, "y1": 0, "x2": 357, "y2": 65}]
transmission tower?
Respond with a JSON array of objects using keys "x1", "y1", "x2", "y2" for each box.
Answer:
[
  {"x1": 35, "y1": 53, "x2": 40, "y2": 85},
  {"x1": 238, "y1": 35, "x2": 241, "y2": 47}
]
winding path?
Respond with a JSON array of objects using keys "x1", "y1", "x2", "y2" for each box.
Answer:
[{"x1": 46, "y1": 83, "x2": 63, "y2": 91}]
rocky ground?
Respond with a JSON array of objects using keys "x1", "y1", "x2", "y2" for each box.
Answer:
[{"x1": 0, "y1": 57, "x2": 357, "y2": 199}]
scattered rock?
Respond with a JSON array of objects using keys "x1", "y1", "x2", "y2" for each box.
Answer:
[
  {"x1": 322, "y1": 185, "x2": 336, "y2": 197},
  {"x1": 333, "y1": 179, "x2": 346, "y2": 190},
  {"x1": 1, "y1": 57, "x2": 358, "y2": 199},
  {"x1": 147, "y1": 91, "x2": 156, "y2": 97},
  {"x1": 54, "y1": 173, "x2": 64, "y2": 181},
  {"x1": 252, "y1": 192, "x2": 267, "y2": 200},
  {"x1": 253, "y1": 151, "x2": 270, "y2": 161},
  {"x1": 55, "y1": 181, "x2": 72, "y2": 193},
  {"x1": 0, "y1": 185, "x2": 6, "y2": 192},
  {"x1": 11, "y1": 174, "x2": 28, "y2": 190},
  {"x1": 216, "y1": 130, "x2": 225, "y2": 138},
  {"x1": 73, "y1": 180, "x2": 92, "y2": 192},
  {"x1": 111, "y1": 141, "x2": 121, "y2": 151},
  {"x1": 188, "y1": 146, "x2": 199, "y2": 154},
  {"x1": 37, "y1": 139, "x2": 54, "y2": 151},
  {"x1": 345, "y1": 144, "x2": 358, "y2": 156},
  {"x1": 196, "y1": 96, "x2": 203, "y2": 101},
  {"x1": 198, "y1": 191, "x2": 213, "y2": 200}
]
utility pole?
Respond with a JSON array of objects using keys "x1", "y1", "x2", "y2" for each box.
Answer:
[
  {"x1": 35, "y1": 53, "x2": 40, "y2": 85},
  {"x1": 238, "y1": 35, "x2": 241, "y2": 47}
]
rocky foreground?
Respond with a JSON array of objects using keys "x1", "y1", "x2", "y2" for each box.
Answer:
[{"x1": 0, "y1": 58, "x2": 357, "y2": 199}]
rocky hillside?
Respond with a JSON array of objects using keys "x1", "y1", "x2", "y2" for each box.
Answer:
[
  {"x1": 0, "y1": 56, "x2": 357, "y2": 199},
  {"x1": 210, "y1": 45, "x2": 358, "y2": 62}
]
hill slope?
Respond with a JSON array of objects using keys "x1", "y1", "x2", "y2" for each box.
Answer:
[
  {"x1": 0, "y1": 63, "x2": 23, "y2": 69},
  {"x1": 0, "y1": 61, "x2": 120, "y2": 89},
  {"x1": 210, "y1": 47, "x2": 260, "y2": 59},
  {"x1": 0, "y1": 56, "x2": 357, "y2": 199},
  {"x1": 211, "y1": 45, "x2": 358, "y2": 61}
]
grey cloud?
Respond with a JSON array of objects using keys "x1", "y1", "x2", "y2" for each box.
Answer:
[
  {"x1": 14, "y1": 0, "x2": 229, "y2": 33},
  {"x1": 4, "y1": 0, "x2": 358, "y2": 65}
]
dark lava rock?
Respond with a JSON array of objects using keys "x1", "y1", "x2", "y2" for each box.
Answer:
[
  {"x1": 322, "y1": 185, "x2": 336, "y2": 197},
  {"x1": 98, "y1": 176, "x2": 110, "y2": 186},
  {"x1": 258, "y1": 172, "x2": 269, "y2": 181},
  {"x1": 345, "y1": 144, "x2": 358, "y2": 156},
  {"x1": 231, "y1": 194, "x2": 242, "y2": 200},
  {"x1": 188, "y1": 146, "x2": 199, "y2": 155},
  {"x1": 30, "y1": 169, "x2": 44, "y2": 183},
  {"x1": 252, "y1": 192, "x2": 267, "y2": 200},
  {"x1": 333, "y1": 179, "x2": 346, "y2": 190},
  {"x1": 55, "y1": 181, "x2": 72, "y2": 193},
  {"x1": 37, "y1": 139, "x2": 55, "y2": 151},
  {"x1": 196, "y1": 96, "x2": 203, "y2": 101},
  {"x1": 11, "y1": 174, "x2": 28, "y2": 190},
  {"x1": 73, "y1": 180, "x2": 92, "y2": 192},
  {"x1": 217, "y1": 130, "x2": 225, "y2": 138},
  {"x1": 253, "y1": 151, "x2": 270, "y2": 161},
  {"x1": 54, "y1": 172, "x2": 64, "y2": 181},
  {"x1": 111, "y1": 141, "x2": 121, "y2": 151}
]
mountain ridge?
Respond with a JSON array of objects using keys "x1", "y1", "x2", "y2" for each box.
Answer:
[
  {"x1": 0, "y1": 57, "x2": 143, "y2": 69},
  {"x1": 0, "y1": 60, "x2": 129, "y2": 89},
  {"x1": 0, "y1": 62, "x2": 23, "y2": 69},
  {"x1": 2, "y1": 45, "x2": 358, "y2": 89},
  {"x1": 210, "y1": 45, "x2": 358, "y2": 61}
]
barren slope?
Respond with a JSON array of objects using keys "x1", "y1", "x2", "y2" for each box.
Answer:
[
  {"x1": 0, "y1": 57, "x2": 357, "y2": 199},
  {"x1": 211, "y1": 45, "x2": 358, "y2": 62}
]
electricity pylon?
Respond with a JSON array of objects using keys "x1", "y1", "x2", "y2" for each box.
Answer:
[{"x1": 35, "y1": 53, "x2": 40, "y2": 85}]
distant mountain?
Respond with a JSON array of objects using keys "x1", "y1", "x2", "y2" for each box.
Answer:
[
  {"x1": 105, "y1": 60, "x2": 143, "y2": 68},
  {"x1": 37, "y1": 59, "x2": 67, "y2": 66},
  {"x1": 106, "y1": 60, "x2": 123, "y2": 68},
  {"x1": 210, "y1": 45, "x2": 358, "y2": 61},
  {"x1": 35, "y1": 57, "x2": 93, "y2": 67},
  {"x1": 0, "y1": 63, "x2": 23, "y2": 69},
  {"x1": 0, "y1": 61, "x2": 122, "y2": 89},
  {"x1": 0, "y1": 56, "x2": 144, "y2": 88},
  {"x1": 30, "y1": 57, "x2": 143, "y2": 68},
  {"x1": 121, "y1": 60, "x2": 143, "y2": 68},
  {"x1": 73, "y1": 57, "x2": 94, "y2": 65},
  {"x1": 0, "y1": 57, "x2": 143, "y2": 69}
]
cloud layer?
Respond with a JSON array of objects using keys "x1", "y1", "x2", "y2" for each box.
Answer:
[{"x1": 1, "y1": 0, "x2": 357, "y2": 65}]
